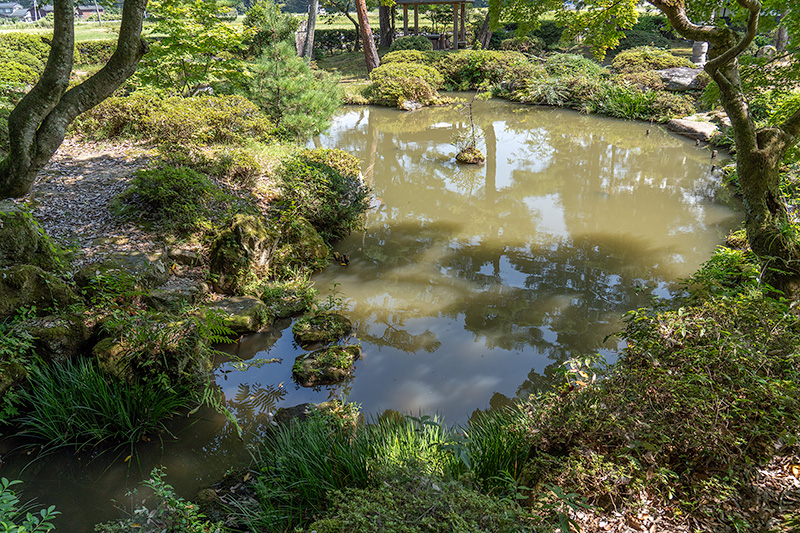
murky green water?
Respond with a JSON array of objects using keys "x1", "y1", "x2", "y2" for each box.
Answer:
[{"x1": 1, "y1": 99, "x2": 741, "y2": 530}]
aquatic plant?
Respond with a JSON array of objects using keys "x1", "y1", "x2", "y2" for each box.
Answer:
[{"x1": 16, "y1": 357, "x2": 194, "y2": 453}]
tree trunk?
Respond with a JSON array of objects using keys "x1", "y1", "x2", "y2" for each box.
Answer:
[
  {"x1": 355, "y1": 0, "x2": 379, "y2": 73},
  {"x1": 650, "y1": 0, "x2": 800, "y2": 293},
  {"x1": 775, "y1": 9, "x2": 789, "y2": 52},
  {"x1": 379, "y1": 4, "x2": 392, "y2": 48},
  {"x1": 303, "y1": 0, "x2": 318, "y2": 60},
  {"x1": 476, "y1": 11, "x2": 492, "y2": 49},
  {"x1": 344, "y1": 11, "x2": 361, "y2": 51},
  {"x1": 0, "y1": 0, "x2": 148, "y2": 199}
]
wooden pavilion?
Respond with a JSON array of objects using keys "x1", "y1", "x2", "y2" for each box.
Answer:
[{"x1": 394, "y1": 0, "x2": 474, "y2": 50}]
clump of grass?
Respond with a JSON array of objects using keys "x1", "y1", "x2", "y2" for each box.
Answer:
[{"x1": 16, "y1": 357, "x2": 194, "y2": 453}]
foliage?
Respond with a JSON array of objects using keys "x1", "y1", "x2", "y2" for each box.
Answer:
[
  {"x1": 313, "y1": 29, "x2": 360, "y2": 56},
  {"x1": 614, "y1": 29, "x2": 672, "y2": 51},
  {"x1": 434, "y1": 50, "x2": 539, "y2": 91},
  {"x1": 94, "y1": 467, "x2": 218, "y2": 532},
  {"x1": 0, "y1": 478, "x2": 59, "y2": 533},
  {"x1": 381, "y1": 49, "x2": 432, "y2": 64},
  {"x1": 0, "y1": 63, "x2": 38, "y2": 86},
  {"x1": 389, "y1": 35, "x2": 434, "y2": 52},
  {"x1": 499, "y1": 36, "x2": 544, "y2": 55},
  {"x1": 611, "y1": 46, "x2": 695, "y2": 74},
  {"x1": 544, "y1": 53, "x2": 608, "y2": 78},
  {"x1": 276, "y1": 148, "x2": 370, "y2": 244},
  {"x1": 530, "y1": 19, "x2": 564, "y2": 48},
  {"x1": 308, "y1": 476, "x2": 536, "y2": 532},
  {"x1": 0, "y1": 50, "x2": 44, "y2": 78},
  {"x1": 369, "y1": 61, "x2": 444, "y2": 89},
  {"x1": 243, "y1": 0, "x2": 297, "y2": 57},
  {"x1": 16, "y1": 357, "x2": 194, "y2": 453},
  {"x1": 76, "y1": 39, "x2": 117, "y2": 65},
  {"x1": 517, "y1": 249, "x2": 800, "y2": 528},
  {"x1": 137, "y1": 0, "x2": 247, "y2": 96},
  {"x1": 247, "y1": 40, "x2": 343, "y2": 139},
  {"x1": 0, "y1": 33, "x2": 50, "y2": 64},
  {"x1": 73, "y1": 94, "x2": 274, "y2": 145},
  {"x1": 111, "y1": 166, "x2": 236, "y2": 235}
]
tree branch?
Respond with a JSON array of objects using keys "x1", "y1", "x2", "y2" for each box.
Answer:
[{"x1": 705, "y1": 0, "x2": 760, "y2": 72}]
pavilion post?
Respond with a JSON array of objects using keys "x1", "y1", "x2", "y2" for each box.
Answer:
[
  {"x1": 403, "y1": 4, "x2": 408, "y2": 34},
  {"x1": 452, "y1": 2, "x2": 458, "y2": 50},
  {"x1": 460, "y1": 2, "x2": 465, "y2": 41},
  {"x1": 414, "y1": 4, "x2": 418, "y2": 34}
]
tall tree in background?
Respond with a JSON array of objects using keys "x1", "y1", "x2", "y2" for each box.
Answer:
[
  {"x1": 303, "y1": 0, "x2": 319, "y2": 59},
  {"x1": 488, "y1": 0, "x2": 800, "y2": 292},
  {"x1": 0, "y1": 0, "x2": 148, "y2": 199},
  {"x1": 355, "y1": 0, "x2": 379, "y2": 72}
]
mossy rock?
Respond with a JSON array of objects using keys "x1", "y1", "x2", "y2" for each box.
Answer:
[
  {"x1": 0, "y1": 201, "x2": 65, "y2": 271},
  {"x1": 74, "y1": 250, "x2": 169, "y2": 295},
  {"x1": 206, "y1": 296, "x2": 269, "y2": 334},
  {"x1": 725, "y1": 229, "x2": 750, "y2": 251},
  {"x1": 146, "y1": 278, "x2": 210, "y2": 312},
  {"x1": 92, "y1": 316, "x2": 212, "y2": 385},
  {"x1": 0, "y1": 265, "x2": 78, "y2": 318},
  {"x1": 209, "y1": 214, "x2": 279, "y2": 295},
  {"x1": 292, "y1": 345, "x2": 361, "y2": 387},
  {"x1": 456, "y1": 147, "x2": 486, "y2": 164},
  {"x1": 292, "y1": 313, "x2": 352, "y2": 345},
  {"x1": 13, "y1": 314, "x2": 90, "y2": 364},
  {"x1": 272, "y1": 217, "x2": 331, "y2": 274},
  {"x1": 261, "y1": 283, "x2": 314, "y2": 319},
  {"x1": 0, "y1": 360, "x2": 26, "y2": 399}
]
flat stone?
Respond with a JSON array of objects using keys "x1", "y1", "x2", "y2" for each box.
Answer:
[
  {"x1": 655, "y1": 67, "x2": 704, "y2": 91},
  {"x1": 292, "y1": 345, "x2": 361, "y2": 387},
  {"x1": 147, "y1": 278, "x2": 209, "y2": 311},
  {"x1": 273, "y1": 403, "x2": 314, "y2": 425},
  {"x1": 206, "y1": 295, "x2": 269, "y2": 334},
  {"x1": 75, "y1": 250, "x2": 169, "y2": 292},
  {"x1": 400, "y1": 100, "x2": 423, "y2": 111},
  {"x1": 666, "y1": 118, "x2": 719, "y2": 141},
  {"x1": 168, "y1": 247, "x2": 203, "y2": 266}
]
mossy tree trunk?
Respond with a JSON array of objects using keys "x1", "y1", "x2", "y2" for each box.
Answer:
[
  {"x1": 651, "y1": 0, "x2": 800, "y2": 292},
  {"x1": 0, "y1": 0, "x2": 148, "y2": 199}
]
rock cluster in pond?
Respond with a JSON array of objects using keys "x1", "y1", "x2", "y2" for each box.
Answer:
[
  {"x1": 292, "y1": 312, "x2": 353, "y2": 346},
  {"x1": 456, "y1": 147, "x2": 486, "y2": 164},
  {"x1": 292, "y1": 345, "x2": 362, "y2": 387}
]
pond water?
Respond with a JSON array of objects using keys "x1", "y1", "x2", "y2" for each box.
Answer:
[{"x1": 1, "y1": 99, "x2": 742, "y2": 530}]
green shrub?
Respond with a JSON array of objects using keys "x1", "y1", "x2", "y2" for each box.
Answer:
[
  {"x1": 500, "y1": 36, "x2": 545, "y2": 55},
  {"x1": 630, "y1": 14, "x2": 673, "y2": 38},
  {"x1": 0, "y1": 50, "x2": 44, "y2": 75},
  {"x1": 16, "y1": 357, "x2": 194, "y2": 452},
  {"x1": 73, "y1": 93, "x2": 274, "y2": 144},
  {"x1": 615, "y1": 30, "x2": 672, "y2": 51},
  {"x1": 309, "y1": 477, "x2": 536, "y2": 533},
  {"x1": 611, "y1": 46, "x2": 695, "y2": 74},
  {"x1": 0, "y1": 62, "x2": 38, "y2": 86},
  {"x1": 111, "y1": 165, "x2": 234, "y2": 234},
  {"x1": 389, "y1": 35, "x2": 434, "y2": 52},
  {"x1": 76, "y1": 39, "x2": 117, "y2": 64},
  {"x1": 367, "y1": 61, "x2": 444, "y2": 106},
  {"x1": 544, "y1": 53, "x2": 608, "y2": 78},
  {"x1": 617, "y1": 69, "x2": 665, "y2": 90},
  {"x1": 276, "y1": 148, "x2": 369, "y2": 245},
  {"x1": 0, "y1": 33, "x2": 49, "y2": 63},
  {"x1": 381, "y1": 49, "x2": 432, "y2": 64},
  {"x1": 434, "y1": 50, "x2": 538, "y2": 91}
]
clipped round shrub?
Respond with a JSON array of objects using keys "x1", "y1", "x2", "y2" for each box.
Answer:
[
  {"x1": 368, "y1": 61, "x2": 444, "y2": 107},
  {"x1": 0, "y1": 32, "x2": 50, "y2": 63},
  {"x1": 618, "y1": 70, "x2": 665, "y2": 90},
  {"x1": 611, "y1": 46, "x2": 695, "y2": 74},
  {"x1": 500, "y1": 36, "x2": 544, "y2": 55},
  {"x1": 73, "y1": 93, "x2": 274, "y2": 145},
  {"x1": 370, "y1": 62, "x2": 443, "y2": 87},
  {"x1": 276, "y1": 148, "x2": 369, "y2": 245},
  {"x1": 0, "y1": 62, "x2": 38, "y2": 86},
  {"x1": 389, "y1": 35, "x2": 434, "y2": 52},
  {"x1": 544, "y1": 53, "x2": 608, "y2": 78},
  {"x1": 650, "y1": 91, "x2": 696, "y2": 120},
  {"x1": 381, "y1": 49, "x2": 431, "y2": 64},
  {"x1": 76, "y1": 39, "x2": 117, "y2": 64},
  {"x1": 615, "y1": 30, "x2": 672, "y2": 51},
  {"x1": 0, "y1": 50, "x2": 44, "y2": 75},
  {"x1": 434, "y1": 50, "x2": 536, "y2": 90}
]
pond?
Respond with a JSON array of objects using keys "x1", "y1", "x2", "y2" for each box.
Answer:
[{"x1": 1, "y1": 99, "x2": 742, "y2": 529}]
